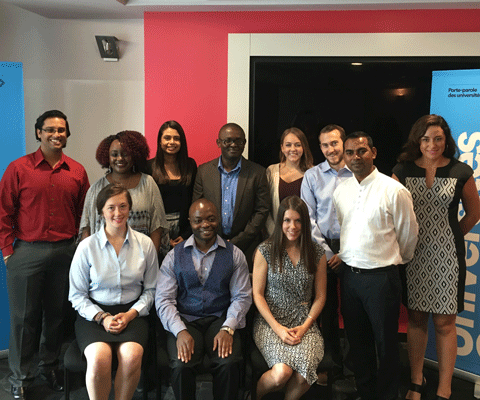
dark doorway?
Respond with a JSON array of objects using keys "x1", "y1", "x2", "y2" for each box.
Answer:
[{"x1": 249, "y1": 57, "x2": 480, "y2": 174}]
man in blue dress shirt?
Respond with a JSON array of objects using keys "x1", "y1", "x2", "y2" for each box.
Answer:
[
  {"x1": 301, "y1": 124, "x2": 353, "y2": 378},
  {"x1": 156, "y1": 198, "x2": 252, "y2": 400}
]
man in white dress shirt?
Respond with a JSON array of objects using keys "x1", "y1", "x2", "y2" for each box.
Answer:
[{"x1": 333, "y1": 132, "x2": 418, "y2": 400}]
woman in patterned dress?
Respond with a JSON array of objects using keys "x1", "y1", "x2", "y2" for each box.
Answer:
[
  {"x1": 80, "y1": 130, "x2": 167, "y2": 253},
  {"x1": 252, "y1": 195, "x2": 327, "y2": 400},
  {"x1": 393, "y1": 115, "x2": 480, "y2": 400}
]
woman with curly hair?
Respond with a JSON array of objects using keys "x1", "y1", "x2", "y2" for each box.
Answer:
[
  {"x1": 147, "y1": 121, "x2": 197, "y2": 258},
  {"x1": 265, "y1": 127, "x2": 313, "y2": 236},
  {"x1": 393, "y1": 115, "x2": 480, "y2": 400},
  {"x1": 80, "y1": 130, "x2": 167, "y2": 252}
]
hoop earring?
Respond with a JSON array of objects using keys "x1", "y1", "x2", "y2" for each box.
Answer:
[
  {"x1": 107, "y1": 166, "x2": 112, "y2": 174},
  {"x1": 132, "y1": 164, "x2": 136, "y2": 173}
]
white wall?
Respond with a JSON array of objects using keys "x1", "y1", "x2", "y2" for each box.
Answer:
[{"x1": 0, "y1": 2, "x2": 145, "y2": 183}]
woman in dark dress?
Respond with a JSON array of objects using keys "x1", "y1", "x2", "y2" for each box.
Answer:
[
  {"x1": 69, "y1": 183, "x2": 158, "y2": 400},
  {"x1": 148, "y1": 120, "x2": 196, "y2": 259},
  {"x1": 392, "y1": 115, "x2": 480, "y2": 400},
  {"x1": 265, "y1": 128, "x2": 313, "y2": 236}
]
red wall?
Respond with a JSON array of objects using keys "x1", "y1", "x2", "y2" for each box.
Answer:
[{"x1": 144, "y1": 9, "x2": 480, "y2": 164}]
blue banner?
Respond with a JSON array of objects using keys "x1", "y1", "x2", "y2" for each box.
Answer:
[
  {"x1": 0, "y1": 62, "x2": 26, "y2": 352},
  {"x1": 427, "y1": 69, "x2": 480, "y2": 376}
]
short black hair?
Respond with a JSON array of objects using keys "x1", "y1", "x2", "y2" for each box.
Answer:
[
  {"x1": 34, "y1": 110, "x2": 70, "y2": 141},
  {"x1": 344, "y1": 131, "x2": 374, "y2": 149}
]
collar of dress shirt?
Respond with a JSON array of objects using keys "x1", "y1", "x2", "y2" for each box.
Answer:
[
  {"x1": 98, "y1": 223, "x2": 132, "y2": 249},
  {"x1": 184, "y1": 234, "x2": 227, "y2": 253},
  {"x1": 319, "y1": 159, "x2": 351, "y2": 175},
  {"x1": 33, "y1": 147, "x2": 69, "y2": 169},
  {"x1": 352, "y1": 166, "x2": 378, "y2": 186},
  {"x1": 217, "y1": 156, "x2": 242, "y2": 174}
]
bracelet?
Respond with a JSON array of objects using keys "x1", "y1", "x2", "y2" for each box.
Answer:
[
  {"x1": 96, "y1": 312, "x2": 111, "y2": 325},
  {"x1": 307, "y1": 314, "x2": 314, "y2": 320},
  {"x1": 3, "y1": 255, "x2": 11, "y2": 263}
]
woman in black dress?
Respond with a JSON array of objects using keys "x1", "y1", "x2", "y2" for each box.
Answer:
[
  {"x1": 393, "y1": 115, "x2": 480, "y2": 400},
  {"x1": 148, "y1": 120, "x2": 196, "y2": 259}
]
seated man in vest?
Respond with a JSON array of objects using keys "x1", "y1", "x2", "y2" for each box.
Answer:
[{"x1": 156, "y1": 198, "x2": 252, "y2": 400}]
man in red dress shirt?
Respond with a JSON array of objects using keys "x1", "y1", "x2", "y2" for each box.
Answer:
[{"x1": 0, "y1": 110, "x2": 89, "y2": 400}]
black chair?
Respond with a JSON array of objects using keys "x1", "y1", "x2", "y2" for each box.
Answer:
[
  {"x1": 64, "y1": 312, "x2": 161, "y2": 400},
  {"x1": 155, "y1": 319, "x2": 247, "y2": 400},
  {"x1": 154, "y1": 314, "x2": 172, "y2": 400}
]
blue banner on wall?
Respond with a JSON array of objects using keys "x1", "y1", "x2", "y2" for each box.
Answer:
[
  {"x1": 0, "y1": 62, "x2": 26, "y2": 353},
  {"x1": 427, "y1": 69, "x2": 480, "y2": 376}
]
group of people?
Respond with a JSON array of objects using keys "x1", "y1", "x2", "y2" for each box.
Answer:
[{"x1": 0, "y1": 109, "x2": 478, "y2": 400}]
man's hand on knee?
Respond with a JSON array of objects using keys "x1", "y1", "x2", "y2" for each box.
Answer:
[
  {"x1": 176, "y1": 330, "x2": 195, "y2": 363},
  {"x1": 213, "y1": 330, "x2": 233, "y2": 359}
]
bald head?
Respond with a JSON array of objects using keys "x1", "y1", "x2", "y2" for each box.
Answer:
[
  {"x1": 189, "y1": 199, "x2": 219, "y2": 248},
  {"x1": 189, "y1": 198, "x2": 218, "y2": 219}
]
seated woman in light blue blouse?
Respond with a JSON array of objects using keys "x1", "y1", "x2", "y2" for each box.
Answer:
[{"x1": 69, "y1": 183, "x2": 159, "y2": 400}]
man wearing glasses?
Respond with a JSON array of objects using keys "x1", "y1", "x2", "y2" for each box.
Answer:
[
  {"x1": 193, "y1": 123, "x2": 269, "y2": 267},
  {"x1": 0, "y1": 110, "x2": 89, "y2": 400}
]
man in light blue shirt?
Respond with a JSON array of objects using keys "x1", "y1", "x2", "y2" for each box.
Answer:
[
  {"x1": 156, "y1": 198, "x2": 252, "y2": 400},
  {"x1": 301, "y1": 124, "x2": 352, "y2": 378}
]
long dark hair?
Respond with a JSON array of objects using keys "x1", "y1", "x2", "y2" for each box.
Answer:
[
  {"x1": 278, "y1": 127, "x2": 313, "y2": 172},
  {"x1": 151, "y1": 120, "x2": 194, "y2": 185},
  {"x1": 268, "y1": 196, "x2": 316, "y2": 274},
  {"x1": 397, "y1": 114, "x2": 458, "y2": 162}
]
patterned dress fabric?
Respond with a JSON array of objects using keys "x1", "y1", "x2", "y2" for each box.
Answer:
[
  {"x1": 392, "y1": 159, "x2": 473, "y2": 314},
  {"x1": 253, "y1": 242, "x2": 325, "y2": 385}
]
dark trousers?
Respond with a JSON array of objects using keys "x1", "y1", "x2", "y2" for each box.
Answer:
[
  {"x1": 322, "y1": 238, "x2": 345, "y2": 370},
  {"x1": 166, "y1": 315, "x2": 242, "y2": 400},
  {"x1": 341, "y1": 265, "x2": 401, "y2": 400},
  {"x1": 322, "y1": 269, "x2": 342, "y2": 367},
  {"x1": 6, "y1": 238, "x2": 76, "y2": 387}
]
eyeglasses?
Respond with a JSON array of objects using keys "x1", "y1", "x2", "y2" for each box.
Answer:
[
  {"x1": 42, "y1": 127, "x2": 66, "y2": 134},
  {"x1": 220, "y1": 138, "x2": 246, "y2": 146}
]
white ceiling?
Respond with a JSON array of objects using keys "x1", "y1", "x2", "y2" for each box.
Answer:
[{"x1": 2, "y1": 0, "x2": 479, "y2": 19}]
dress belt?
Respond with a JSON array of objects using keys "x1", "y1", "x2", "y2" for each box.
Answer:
[{"x1": 348, "y1": 264, "x2": 396, "y2": 274}]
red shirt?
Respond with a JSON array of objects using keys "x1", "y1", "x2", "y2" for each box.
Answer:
[{"x1": 0, "y1": 148, "x2": 90, "y2": 256}]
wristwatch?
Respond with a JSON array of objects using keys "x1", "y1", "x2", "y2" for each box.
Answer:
[{"x1": 220, "y1": 326, "x2": 234, "y2": 336}]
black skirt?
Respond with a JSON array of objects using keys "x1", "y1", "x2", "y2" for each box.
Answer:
[{"x1": 75, "y1": 300, "x2": 149, "y2": 355}]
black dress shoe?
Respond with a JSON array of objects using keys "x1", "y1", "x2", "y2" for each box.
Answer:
[
  {"x1": 11, "y1": 385, "x2": 27, "y2": 400},
  {"x1": 40, "y1": 370, "x2": 64, "y2": 392}
]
